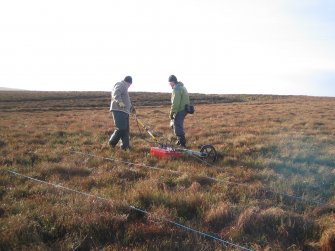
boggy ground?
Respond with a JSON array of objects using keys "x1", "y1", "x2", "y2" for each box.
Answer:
[{"x1": 0, "y1": 92, "x2": 335, "y2": 250}]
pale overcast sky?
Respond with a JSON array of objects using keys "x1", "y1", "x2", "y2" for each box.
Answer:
[{"x1": 0, "y1": 0, "x2": 335, "y2": 96}]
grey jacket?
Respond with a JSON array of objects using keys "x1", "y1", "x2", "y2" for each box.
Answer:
[{"x1": 110, "y1": 80, "x2": 132, "y2": 114}]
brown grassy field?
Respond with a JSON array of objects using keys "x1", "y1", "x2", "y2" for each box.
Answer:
[{"x1": 0, "y1": 91, "x2": 335, "y2": 250}]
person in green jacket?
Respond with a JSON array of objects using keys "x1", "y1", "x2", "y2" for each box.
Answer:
[{"x1": 169, "y1": 75, "x2": 190, "y2": 147}]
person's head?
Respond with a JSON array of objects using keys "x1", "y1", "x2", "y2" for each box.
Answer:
[
  {"x1": 168, "y1": 75, "x2": 177, "y2": 88},
  {"x1": 124, "y1": 76, "x2": 132, "y2": 85}
]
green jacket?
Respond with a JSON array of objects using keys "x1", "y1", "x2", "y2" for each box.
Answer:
[{"x1": 170, "y1": 82, "x2": 190, "y2": 116}]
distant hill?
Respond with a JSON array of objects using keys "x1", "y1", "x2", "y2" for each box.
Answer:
[
  {"x1": 0, "y1": 87, "x2": 26, "y2": 91},
  {"x1": 0, "y1": 90, "x2": 330, "y2": 113}
]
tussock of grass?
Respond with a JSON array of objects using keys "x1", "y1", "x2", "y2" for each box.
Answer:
[
  {"x1": 313, "y1": 205, "x2": 335, "y2": 217},
  {"x1": 238, "y1": 207, "x2": 320, "y2": 246},
  {"x1": 39, "y1": 166, "x2": 91, "y2": 180},
  {"x1": 320, "y1": 228, "x2": 335, "y2": 251},
  {"x1": 117, "y1": 169, "x2": 146, "y2": 182},
  {"x1": 175, "y1": 173, "x2": 191, "y2": 187},
  {"x1": 205, "y1": 202, "x2": 235, "y2": 231},
  {"x1": 133, "y1": 185, "x2": 204, "y2": 221},
  {"x1": 45, "y1": 154, "x2": 63, "y2": 163},
  {"x1": 0, "y1": 187, "x2": 6, "y2": 200},
  {"x1": 0, "y1": 140, "x2": 7, "y2": 148},
  {"x1": 194, "y1": 175, "x2": 216, "y2": 187}
]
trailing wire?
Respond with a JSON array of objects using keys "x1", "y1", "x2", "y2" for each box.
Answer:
[
  {"x1": 3, "y1": 169, "x2": 253, "y2": 251},
  {"x1": 73, "y1": 151, "x2": 180, "y2": 174},
  {"x1": 72, "y1": 151, "x2": 331, "y2": 207},
  {"x1": 187, "y1": 150, "x2": 218, "y2": 167},
  {"x1": 4, "y1": 170, "x2": 113, "y2": 203},
  {"x1": 132, "y1": 206, "x2": 253, "y2": 251}
]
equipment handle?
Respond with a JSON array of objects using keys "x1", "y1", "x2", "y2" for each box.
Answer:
[{"x1": 133, "y1": 114, "x2": 158, "y2": 142}]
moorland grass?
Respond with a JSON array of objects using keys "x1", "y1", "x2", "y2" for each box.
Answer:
[{"x1": 0, "y1": 92, "x2": 334, "y2": 250}]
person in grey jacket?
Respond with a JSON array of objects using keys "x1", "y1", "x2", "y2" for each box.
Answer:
[{"x1": 109, "y1": 76, "x2": 135, "y2": 150}]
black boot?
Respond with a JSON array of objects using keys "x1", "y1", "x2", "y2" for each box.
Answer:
[{"x1": 176, "y1": 135, "x2": 186, "y2": 148}]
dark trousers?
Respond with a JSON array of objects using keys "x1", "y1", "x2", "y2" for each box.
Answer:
[
  {"x1": 109, "y1": 111, "x2": 130, "y2": 149},
  {"x1": 173, "y1": 110, "x2": 187, "y2": 147}
]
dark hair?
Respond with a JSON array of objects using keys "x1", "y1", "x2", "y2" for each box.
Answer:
[
  {"x1": 168, "y1": 75, "x2": 177, "y2": 83},
  {"x1": 124, "y1": 76, "x2": 132, "y2": 84}
]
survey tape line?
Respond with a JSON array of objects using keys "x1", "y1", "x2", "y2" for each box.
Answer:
[
  {"x1": 4, "y1": 169, "x2": 253, "y2": 251},
  {"x1": 72, "y1": 151, "x2": 180, "y2": 174},
  {"x1": 5, "y1": 170, "x2": 112, "y2": 203},
  {"x1": 130, "y1": 206, "x2": 253, "y2": 251},
  {"x1": 73, "y1": 151, "x2": 330, "y2": 207}
]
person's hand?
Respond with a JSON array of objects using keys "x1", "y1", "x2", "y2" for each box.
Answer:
[
  {"x1": 169, "y1": 112, "x2": 175, "y2": 120},
  {"x1": 170, "y1": 120, "x2": 174, "y2": 129},
  {"x1": 119, "y1": 101, "x2": 126, "y2": 108},
  {"x1": 131, "y1": 105, "x2": 136, "y2": 114}
]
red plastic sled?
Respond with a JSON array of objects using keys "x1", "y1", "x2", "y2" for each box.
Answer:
[{"x1": 150, "y1": 147, "x2": 183, "y2": 158}]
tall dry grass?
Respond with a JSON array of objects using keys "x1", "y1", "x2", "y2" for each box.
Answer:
[{"x1": 0, "y1": 92, "x2": 334, "y2": 250}]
